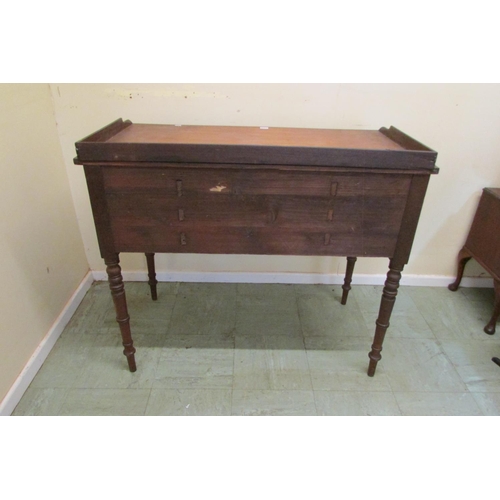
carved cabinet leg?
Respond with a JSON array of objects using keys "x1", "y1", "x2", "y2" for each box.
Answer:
[
  {"x1": 145, "y1": 252, "x2": 158, "y2": 301},
  {"x1": 367, "y1": 261, "x2": 403, "y2": 377},
  {"x1": 484, "y1": 279, "x2": 500, "y2": 335},
  {"x1": 105, "y1": 254, "x2": 137, "y2": 372},
  {"x1": 448, "y1": 247, "x2": 472, "y2": 291},
  {"x1": 341, "y1": 256, "x2": 357, "y2": 305}
]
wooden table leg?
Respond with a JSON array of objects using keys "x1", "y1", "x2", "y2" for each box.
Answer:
[
  {"x1": 367, "y1": 260, "x2": 403, "y2": 377},
  {"x1": 145, "y1": 252, "x2": 158, "y2": 301},
  {"x1": 448, "y1": 247, "x2": 472, "y2": 291},
  {"x1": 484, "y1": 279, "x2": 500, "y2": 335},
  {"x1": 105, "y1": 254, "x2": 137, "y2": 372},
  {"x1": 341, "y1": 256, "x2": 357, "y2": 305}
]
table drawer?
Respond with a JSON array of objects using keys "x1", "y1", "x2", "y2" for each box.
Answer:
[
  {"x1": 111, "y1": 226, "x2": 399, "y2": 257},
  {"x1": 103, "y1": 167, "x2": 411, "y2": 198}
]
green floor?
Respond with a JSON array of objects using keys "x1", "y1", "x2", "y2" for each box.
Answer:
[{"x1": 12, "y1": 281, "x2": 500, "y2": 415}]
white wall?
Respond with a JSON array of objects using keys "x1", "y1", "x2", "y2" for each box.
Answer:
[
  {"x1": 0, "y1": 84, "x2": 89, "y2": 402},
  {"x1": 52, "y1": 83, "x2": 500, "y2": 279}
]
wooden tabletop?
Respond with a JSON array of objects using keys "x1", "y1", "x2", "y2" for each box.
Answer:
[
  {"x1": 106, "y1": 124, "x2": 406, "y2": 151},
  {"x1": 75, "y1": 119, "x2": 437, "y2": 170}
]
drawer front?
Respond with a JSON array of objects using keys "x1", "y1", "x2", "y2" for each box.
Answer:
[
  {"x1": 103, "y1": 167, "x2": 411, "y2": 197},
  {"x1": 103, "y1": 167, "x2": 411, "y2": 257},
  {"x1": 110, "y1": 227, "x2": 401, "y2": 257}
]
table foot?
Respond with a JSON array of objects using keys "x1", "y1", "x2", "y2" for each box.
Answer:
[
  {"x1": 105, "y1": 254, "x2": 137, "y2": 372},
  {"x1": 367, "y1": 262, "x2": 403, "y2": 377},
  {"x1": 484, "y1": 279, "x2": 500, "y2": 335},
  {"x1": 448, "y1": 247, "x2": 472, "y2": 291},
  {"x1": 484, "y1": 324, "x2": 496, "y2": 335}
]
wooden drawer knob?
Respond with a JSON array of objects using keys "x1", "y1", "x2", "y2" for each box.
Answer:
[{"x1": 270, "y1": 206, "x2": 278, "y2": 223}]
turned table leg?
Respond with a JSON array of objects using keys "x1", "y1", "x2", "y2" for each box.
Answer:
[
  {"x1": 448, "y1": 247, "x2": 472, "y2": 292},
  {"x1": 105, "y1": 254, "x2": 137, "y2": 372},
  {"x1": 484, "y1": 279, "x2": 500, "y2": 335},
  {"x1": 341, "y1": 256, "x2": 357, "y2": 305},
  {"x1": 145, "y1": 252, "x2": 158, "y2": 301},
  {"x1": 367, "y1": 260, "x2": 403, "y2": 377}
]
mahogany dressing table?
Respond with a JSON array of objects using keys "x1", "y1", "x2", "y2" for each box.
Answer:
[{"x1": 74, "y1": 119, "x2": 439, "y2": 377}]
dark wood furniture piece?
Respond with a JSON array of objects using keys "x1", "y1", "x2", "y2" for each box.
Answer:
[
  {"x1": 74, "y1": 119, "x2": 438, "y2": 377},
  {"x1": 449, "y1": 188, "x2": 500, "y2": 335}
]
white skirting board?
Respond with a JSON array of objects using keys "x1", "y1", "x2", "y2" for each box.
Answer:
[
  {"x1": 1, "y1": 269, "x2": 493, "y2": 415},
  {"x1": 92, "y1": 270, "x2": 494, "y2": 288},
  {"x1": 0, "y1": 271, "x2": 94, "y2": 416}
]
